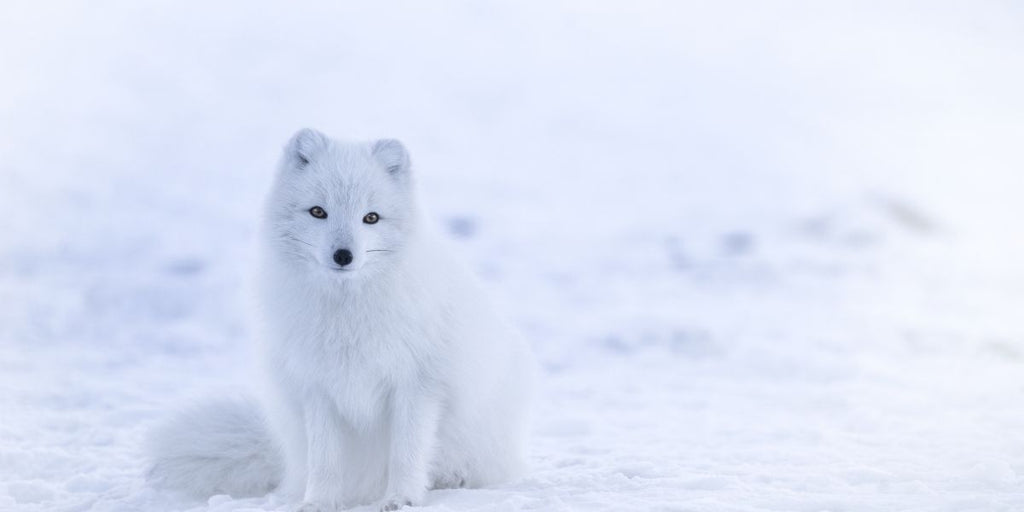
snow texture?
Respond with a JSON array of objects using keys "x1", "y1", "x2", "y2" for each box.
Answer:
[{"x1": 2, "y1": 1, "x2": 1024, "y2": 511}]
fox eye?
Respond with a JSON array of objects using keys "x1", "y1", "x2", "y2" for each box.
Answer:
[
  {"x1": 309, "y1": 206, "x2": 327, "y2": 219},
  {"x1": 363, "y1": 212, "x2": 379, "y2": 224}
]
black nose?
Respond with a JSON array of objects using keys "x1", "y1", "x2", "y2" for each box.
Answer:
[{"x1": 333, "y1": 249, "x2": 353, "y2": 267}]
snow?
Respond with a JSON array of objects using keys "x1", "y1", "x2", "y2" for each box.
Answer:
[{"x1": 3, "y1": 1, "x2": 1024, "y2": 511}]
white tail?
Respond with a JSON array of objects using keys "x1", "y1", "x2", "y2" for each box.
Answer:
[{"x1": 146, "y1": 397, "x2": 283, "y2": 498}]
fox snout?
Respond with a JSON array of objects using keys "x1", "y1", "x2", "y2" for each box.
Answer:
[{"x1": 333, "y1": 249, "x2": 354, "y2": 267}]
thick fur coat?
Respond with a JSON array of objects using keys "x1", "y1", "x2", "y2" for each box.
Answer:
[{"x1": 147, "y1": 129, "x2": 535, "y2": 512}]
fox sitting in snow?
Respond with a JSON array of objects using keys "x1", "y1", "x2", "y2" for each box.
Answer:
[{"x1": 147, "y1": 129, "x2": 536, "y2": 512}]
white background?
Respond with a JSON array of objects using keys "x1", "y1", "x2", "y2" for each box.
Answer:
[{"x1": 2, "y1": 1, "x2": 1024, "y2": 510}]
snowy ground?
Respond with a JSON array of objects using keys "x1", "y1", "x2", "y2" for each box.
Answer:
[{"x1": 3, "y1": 1, "x2": 1024, "y2": 511}]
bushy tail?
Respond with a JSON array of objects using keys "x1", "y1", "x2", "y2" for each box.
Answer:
[{"x1": 146, "y1": 397, "x2": 283, "y2": 498}]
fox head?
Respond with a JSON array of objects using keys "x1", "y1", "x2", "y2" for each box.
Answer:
[{"x1": 263, "y1": 128, "x2": 417, "y2": 278}]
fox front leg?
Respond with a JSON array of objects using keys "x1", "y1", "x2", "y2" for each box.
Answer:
[
  {"x1": 379, "y1": 388, "x2": 441, "y2": 511},
  {"x1": 300, "y1": 395, "x2": 346, "y2": 512}
]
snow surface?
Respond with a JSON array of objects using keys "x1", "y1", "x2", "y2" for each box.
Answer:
[{"x1": 3, "y1": 1, "x2": 1024, "y2": 511}]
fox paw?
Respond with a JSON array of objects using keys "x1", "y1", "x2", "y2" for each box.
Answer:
[
  {"x1": 296, "y1": 501, "x2": 338, "y2": 512},
  {"x1": 379, "y1": 497, "x2": 413, "y2": 511},
  {"x1": 432, "y1": 472, "x2": 466, "y2": 489}
]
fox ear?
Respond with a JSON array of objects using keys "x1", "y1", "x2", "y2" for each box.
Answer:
[
  {"x1": 285, "y1": 128, "x2": 329, "y2": 168},
  {"x1": 371, "y1": 139, "x2": 411, "y2": 180}
]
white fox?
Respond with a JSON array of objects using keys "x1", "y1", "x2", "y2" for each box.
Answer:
[{"x1": 147, "y1": 129, "x2": 536, "y2": 512}]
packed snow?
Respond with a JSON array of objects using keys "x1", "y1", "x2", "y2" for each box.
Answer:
[{"x1": 2, "y1": 1, "x2": 1024, "y2": 511}]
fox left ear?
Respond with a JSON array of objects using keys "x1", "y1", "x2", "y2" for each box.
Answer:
[
  {"x1": 285, "y1": 128, "x2": 329, "y2": 169},
  {"x1": 371, "y1": 139, "x2": 411, "y2": 181}
]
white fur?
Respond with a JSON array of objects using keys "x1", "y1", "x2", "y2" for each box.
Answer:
[
  {"x1": 147, "y1": 397, "x2": 282, "y2": 498},
  {"x1": 146, "y1": 129, "x2": 536, "y2": 512}
]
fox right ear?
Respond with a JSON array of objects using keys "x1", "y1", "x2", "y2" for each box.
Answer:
[
  {"x1": 371, "y1": 138, "x2": 411, "y2": 181},
  {"x1": 285, "y1": 128, "x2": 328, "y2": 168}
]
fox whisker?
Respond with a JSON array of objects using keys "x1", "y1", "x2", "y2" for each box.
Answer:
[{"x1": 282, "y1": 235, "x2": 314, "y2": 247}]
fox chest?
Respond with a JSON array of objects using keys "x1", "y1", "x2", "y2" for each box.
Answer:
[{"x1": 280, "y1": 317, "x2": 428, "y2": 426}]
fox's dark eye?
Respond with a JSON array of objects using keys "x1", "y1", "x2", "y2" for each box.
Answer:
[
  {"x1": 309, "y1": 206, "x2": 327, "y2": 219},
  {"x1": 363, "y1": 212, "x2": 379, "y2": 224}
]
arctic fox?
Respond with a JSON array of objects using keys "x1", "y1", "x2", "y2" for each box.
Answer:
[{"x1": 147, "y1": 129, "x2": 536, "y2": 512}]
